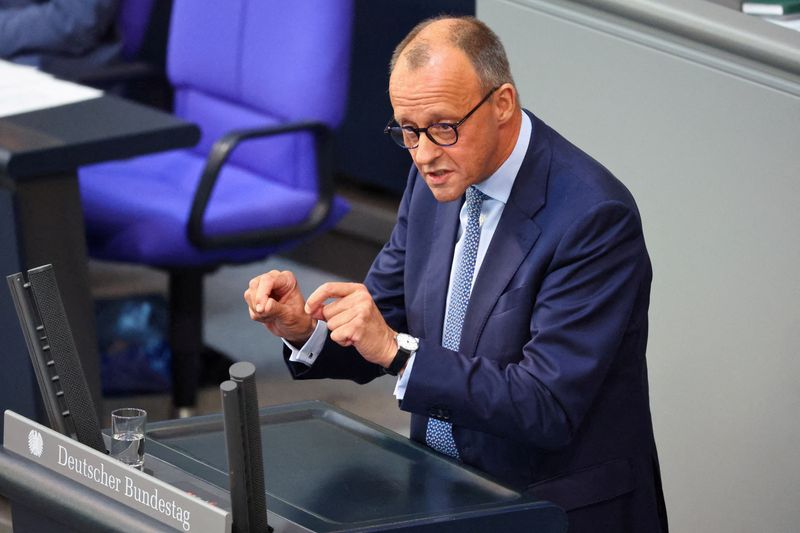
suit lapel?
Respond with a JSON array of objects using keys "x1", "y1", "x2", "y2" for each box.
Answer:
[
  {"x1": 459, "y1": 111, "x2": 552, "y2": 354},
  {"x1": 423, "y1": 197, "x2": 462, "y2": 345},
  {"x1": 459, "y1": 206, "x2": 540, "y2": 354}
]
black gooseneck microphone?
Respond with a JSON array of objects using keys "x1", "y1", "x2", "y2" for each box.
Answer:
[
  {"x1": 221, "y1": 361, "x2": 271, "y2": 532},
  {"x1": 6, "y1": 264, "x2": 106, "y2": 454}
]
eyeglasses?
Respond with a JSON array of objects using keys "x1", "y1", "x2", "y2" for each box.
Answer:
[{"x1": 384, "y1": 86, "x2": 499, "y2": 149}]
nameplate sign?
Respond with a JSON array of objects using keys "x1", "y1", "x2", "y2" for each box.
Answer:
[{"x1": 3, "y1": 410, "x2": 230, "y2": 533}]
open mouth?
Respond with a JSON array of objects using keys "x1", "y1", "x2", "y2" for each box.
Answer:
[{"x1": 425, "y1": 169, "x2": 452, "y2": 184}]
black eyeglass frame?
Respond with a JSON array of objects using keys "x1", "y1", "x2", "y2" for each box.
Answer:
[{"x1": 384, "y1": 86, "x2": 500, "y2": 149}]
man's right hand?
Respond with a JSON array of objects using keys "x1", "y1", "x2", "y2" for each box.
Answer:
[{"x1": 243, "y1": 270, "x2": 315, "y2": 345}]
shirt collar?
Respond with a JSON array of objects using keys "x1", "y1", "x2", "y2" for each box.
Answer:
[{"x1": 474, "y1": 110, "x2": 532, "y2": 205}]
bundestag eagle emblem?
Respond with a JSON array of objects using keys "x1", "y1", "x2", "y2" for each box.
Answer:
[{"x1": 27, "y1": 429, "x2": 44, "y2": 457}]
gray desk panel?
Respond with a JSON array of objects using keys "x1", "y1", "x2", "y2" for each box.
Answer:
[
  {"x1": 146, "y1": 401, "x2": 567, "y2": 532},
  {"x1": 0, "y1": 95, "x2": 199, "y2": 179}
]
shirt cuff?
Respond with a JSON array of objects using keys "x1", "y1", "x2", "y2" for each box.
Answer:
[
  {"x1": 283, "y1": 320, "x2": 327, "y2": 366},
  {"x1": 392, "y1": 353, "x2": 416, "y2": 400}
]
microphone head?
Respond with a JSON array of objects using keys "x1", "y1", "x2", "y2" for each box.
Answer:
[
  {"x1": 228, "y1": 362, "x2": 256, "y2": 382},
  {"x1": 220, "y1": 380, "x2": 238, "y2": 394}
]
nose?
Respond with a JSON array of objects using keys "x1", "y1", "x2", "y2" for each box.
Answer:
[{"x1": 412, "y1": 133, "x2": 442, "y2": 167}]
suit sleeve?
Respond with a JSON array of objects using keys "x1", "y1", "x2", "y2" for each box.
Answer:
[
  {"x1": 283, "y1": 166, "x2": 417, "y2": 384},
  {"x1": 400, "y1": 200, "x2": 650, "y2": 449},
  {"x1": 0, "y1": 0, "x2": 118, "y2": 58}
]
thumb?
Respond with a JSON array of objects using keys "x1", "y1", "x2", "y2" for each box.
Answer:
[
  {"x1": 307, "y1": 305, "x2": 325, "y2": 321},
  {"x1": 270, "y1": 271, "x2": 298, "y2": 298},
  {"x1": 265, "y1": 294, "x2": 308, "y2": 324}
]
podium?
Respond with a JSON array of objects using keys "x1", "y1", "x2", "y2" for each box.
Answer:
[
  {"x1": 1, "y1": 405, "x2": 567, "y2": 532},
  {"x1": 146, "y1": 401, "x2": 567, "y2": 532}
]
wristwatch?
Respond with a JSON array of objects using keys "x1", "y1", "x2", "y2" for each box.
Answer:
[{"x1": 385, "y1": 333, "x2": 418, "y2": 376}]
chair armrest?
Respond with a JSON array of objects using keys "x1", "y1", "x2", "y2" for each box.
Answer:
[
  {"x1": 72, "y1": 61, "x2": 164, "y2": 87},
  {"x1": 187, "y1": 121, "x2": 336, "y2": 250}
]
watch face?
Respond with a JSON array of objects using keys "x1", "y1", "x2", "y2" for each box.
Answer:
[{"x1": 397, "y1": 334, "x2": 419, "y2": 351}]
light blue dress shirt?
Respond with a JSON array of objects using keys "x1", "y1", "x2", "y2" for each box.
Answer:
[{"x1": 285, "y1": 111, "x2": 533, "y2": 401}]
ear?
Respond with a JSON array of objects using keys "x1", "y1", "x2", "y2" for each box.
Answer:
[{"x1": 493, "y1": 83, "x2": 517, "y2": 124}]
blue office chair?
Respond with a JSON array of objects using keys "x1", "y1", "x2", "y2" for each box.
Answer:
[{"x1": 79, "y1": 0, "x2": 353, "y2": 411}]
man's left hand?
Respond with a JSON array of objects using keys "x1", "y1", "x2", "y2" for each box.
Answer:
[{"x1": 305, "y1": 282, "x2": 397, "y2": 368}]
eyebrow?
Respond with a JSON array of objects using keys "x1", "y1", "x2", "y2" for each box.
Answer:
[{"x1": 394, "y1": 111, "x2": 460, "y2": 127}]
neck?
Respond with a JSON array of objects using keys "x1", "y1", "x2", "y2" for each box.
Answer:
[{"x1": 486, "y1": 108, "x2": 523, "y2": 178}]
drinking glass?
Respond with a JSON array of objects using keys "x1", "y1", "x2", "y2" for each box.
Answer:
[{"x1": 110, "y1": 408, "x2": 146, "y2": 469}]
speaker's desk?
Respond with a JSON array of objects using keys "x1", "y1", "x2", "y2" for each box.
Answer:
[
  {"x1": 0, "y1": 95, "x2": 200, "y2": 429},
  {"x1": 145, "y1": 401, "x2": 567, "y2": 532},
  {"x1": 1, "y1": 401, "x2": 567, "y2": 532}
]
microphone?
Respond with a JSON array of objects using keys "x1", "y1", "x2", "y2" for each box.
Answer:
[{"x1": 220, "y1": 362, "x2": 270, "y2": 532}]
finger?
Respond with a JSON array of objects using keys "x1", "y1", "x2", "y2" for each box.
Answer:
[
  {"x1": 247, "y1": 275, "x2": 272, "y2": 313},
  {"x1": 254, "y1": 296, "x2": 287, "y2": 321},
  {"x1": 329, "y1": 321, "x2": 357, "y2": 347},
  {"x1": 318, "y1": 290, "x2": 370, "y2": 322},
  {"x1": 270, "y1": 270, "x2": 297, "y2": 297},
  {"x1": 244, "y1": 288, "x2": 253, "y2": 310},
  {"x1": 244, "y1": 279, "x2": 260, "y2": 306},
  {"x1": 244, "y1": 287, "x2": 269, "y2": 316},
  {"x1": 247, "y1": 294, "x2": 269, "y2": 321},
  {"x1": 306, "y1": 291, "x2": 358, "y2": 322},
  {"x1": 324, "y1": 303, "x2": 364, "y2": 332},
  {"x1": 247, "y1": 302, "x2": 279, "y2": 323},
  {"x1": 308, "y1": 293, "x2": 352, "y2": 321},
  {"x1": 253, "y1": 271, "x2": 296, "y2": 312},
  {"x1": 305, "y1": 282, "x2": 363, "y2": 315}
]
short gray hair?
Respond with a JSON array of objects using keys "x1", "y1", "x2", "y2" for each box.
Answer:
[{"x1": 389, "y1": 16, "x2": 516, "y2": 94}]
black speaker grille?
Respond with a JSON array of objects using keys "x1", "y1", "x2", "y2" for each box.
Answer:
[
  {"x1": 228, "y1": 362, "x2": 269, "y2": 530},
  {"x1": 28, "y1": 266, "x2": 106, "y2": 453},
  {"x1": 239, "y1": 370, "x2": 267, "y2": 523}
]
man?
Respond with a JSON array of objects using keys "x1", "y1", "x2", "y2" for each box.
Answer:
[
  {"x1": 245, "y1": 16, "x2": 667, "y2": 532},
  {"x1": 0, "y1": 0, "x2": 120, "y2": 76}
]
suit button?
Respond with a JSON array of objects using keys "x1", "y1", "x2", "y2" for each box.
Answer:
[{"x1": 427, "y1": 407, "x2": 451, "y2": 421}]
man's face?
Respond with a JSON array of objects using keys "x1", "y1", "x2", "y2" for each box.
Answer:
[{"x1": 389, "y1": 47, "x2": 502, "y2": 203}]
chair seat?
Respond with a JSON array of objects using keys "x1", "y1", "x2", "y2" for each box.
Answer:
[{"x1": 79, "y1": 149, "x2": 349, "y2": 268}]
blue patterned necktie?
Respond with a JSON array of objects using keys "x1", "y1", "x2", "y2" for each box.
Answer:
[{"x1": 426, "y1": 185, "x2": 487, "y2": 459}]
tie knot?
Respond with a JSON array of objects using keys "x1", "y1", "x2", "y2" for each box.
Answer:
[{"x1": 466, "y1": 186, "x2": 487, "y2": 209}]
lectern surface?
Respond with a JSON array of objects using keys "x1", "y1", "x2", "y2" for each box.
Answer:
[{"x1": 145, "y1": 401, "x2": 566, "y2": 532}]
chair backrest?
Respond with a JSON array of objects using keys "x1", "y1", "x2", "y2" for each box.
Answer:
[
  {"x1": 166, "y1": 0, "x2": 354, "y2": 190},
  {"x1": 117, "y1": 0, "x2": 156, "y2": 61}
]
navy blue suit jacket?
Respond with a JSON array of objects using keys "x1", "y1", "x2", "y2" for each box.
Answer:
[
  {"x1": 0, "y1": 0, "x2": 121, "y2": 74},
  {"x1": 287, "y1": 111, "x2": 668, "y2": 532}
]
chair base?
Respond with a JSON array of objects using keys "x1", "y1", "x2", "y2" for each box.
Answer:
[
  {"x1": 172, "y1": 344, "x2": 235, "y2": 419},
  {"x1": 169, "y1": 269, "x2": 234, "y2": 409}
]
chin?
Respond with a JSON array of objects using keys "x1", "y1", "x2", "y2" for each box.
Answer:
[
  {"x1": 429, "y1": 187, "x2": 462, "y2": 203},
  {"x1": 425, "y1": 180, "x2": 470, "y2": 203}
]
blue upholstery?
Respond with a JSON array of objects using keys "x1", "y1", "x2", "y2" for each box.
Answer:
[
  {"x1": 78, "y1": 0, "x2": 353, "y2": 409},
  {"x1": 82, "y1": 150, "x2": 346, "y2": 267},
  {"x1": 80, "y1": 0, "x2": 352, "y2": 269},
  {"x1": 117, "y1": 0, "x2": 155, "y2": 61}
]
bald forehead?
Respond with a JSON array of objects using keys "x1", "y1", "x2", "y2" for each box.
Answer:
[
  {"x1": 388, "y1": 48, "x2": 481, "y2": 126},
  {"x1": 390, "y1": 43, "x2": 479, "y2": 94},
  {"x1": 413, "y1": 18, "x2": 458, "y2": 44},
  {"x1": 398, "y1": 19, "x2": 458, "y2": 71}
]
